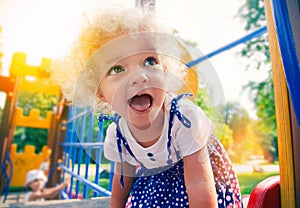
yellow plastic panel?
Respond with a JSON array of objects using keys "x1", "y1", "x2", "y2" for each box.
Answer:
[
  {"x1": 19, "y1": 77, "x2": 61, "y2": 95},
  {"x1": 13, "y1": 108, "x2": 53, "y2": 129},
  {"x1": 10, "y1": 52, "x2": 51, "y2": 79},
  {"x1": 8, "y1": 144, "x2": 51, "y2": 187}
]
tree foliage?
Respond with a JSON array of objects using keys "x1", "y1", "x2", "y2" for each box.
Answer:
[
  {"x1": 16, "y1": 91, "x2": 58, "y2": 117},
  {"x1": 223, "y1": 102, "x2": 250, "y2": 162},
  {"x1": 0, "y1": 107, "x2": 3, "y2": 125},
  {"x1": 223, "y1": 101, "x2": 268, "y2": 162},
  {"x1": 239, "y1": 0, "x2": 270, "y2": 68},
  {"x1": 195, "y1": 87, "x2": 234, "y2": 151},
  {"x1": 238, "y1": 0, "x2": 277, "y2": 161}
]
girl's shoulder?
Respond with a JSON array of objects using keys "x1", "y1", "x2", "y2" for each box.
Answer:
[
  {"x1": 166, "y1": 93, "x2": 205, "y2": 120},
  {"x1": 166, "y1": 93, "x2": 214, "y2": 135}
]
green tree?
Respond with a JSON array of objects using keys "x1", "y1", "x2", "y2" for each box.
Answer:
[
  {"x1": 0, "y1": 106, "x2": 3, "y2": 124},
  {"x1": 238, "y1": 0, "x2": 277, "y2": 162},
  {"x1": 16, "y1": 91, "x2": 58, "y2": 117},
  {"x1": 223, "y1": 102, "x2": 267, "y2": 162},
  {"x1": 194, "y1": 87, "x2": 214, "y2": 117},
  {"x1": 195, "y1": 87, "x2": 234, "y2": 151},
  {"x1": 223, "y1": 102, "x2": 250, "y2": 162},
  {"x1": 177, "y1": 30, "x2": 235, "y2": 151},
  {"x1": 223, "y1": 102, "x2": 250, "y2": 138}
]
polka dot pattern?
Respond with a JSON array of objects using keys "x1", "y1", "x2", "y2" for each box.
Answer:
[
  {"x1": 125, "y1": 135, "x2": 242, "y2": 208},
  {"x1": 208, "y1": 135, "x2": 242, "y2": 208},
  {"x1": 126, "y1": 160, "x2": 189, "y2": 208}
]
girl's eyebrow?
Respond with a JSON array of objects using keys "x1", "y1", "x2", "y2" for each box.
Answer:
[
  {"x1": 104, "y1": 48, "x2": 158, "y2": 66},
  {"x1": 105, "y1": 55, "x2": 124, "y2": 66}
]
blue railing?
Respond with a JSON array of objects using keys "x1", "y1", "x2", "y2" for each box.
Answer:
[
  {"x1": 0, "y1": 152, "x2": 13, "y2": 203},
  {"x1": 56, "y1": 106, "x2": 113, "y2": 199}
]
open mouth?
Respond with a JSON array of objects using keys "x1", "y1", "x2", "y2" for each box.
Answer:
[{"x1": 128, "y1": 94, "x2": 153, "y2": 112}]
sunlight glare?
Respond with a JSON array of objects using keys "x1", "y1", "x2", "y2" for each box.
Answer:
[
  {"x1": 1, "y1": 0, "x2": 100, "y2": 70},
  {"x1": 0, "y1": 0, "x2": 135, "y2": 72}
]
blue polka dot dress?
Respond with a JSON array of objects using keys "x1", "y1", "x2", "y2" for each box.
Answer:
[
  {"x1": 99, "y1": 94, "x2": 242, "y2": 208},
  {"x1": 126, "y1": 160, "x2": 188, "y2": 207},
  {"x1": 123, "y1": 135, "x2": 242, "y2": 208}
]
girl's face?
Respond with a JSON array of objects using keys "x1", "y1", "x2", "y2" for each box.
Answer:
[
  {"x1": 99, "y1": 51, "x2": 166, "y2": 130},
  {"x1": 28, "y1": 178, "x2": 45, "y2": 192}
]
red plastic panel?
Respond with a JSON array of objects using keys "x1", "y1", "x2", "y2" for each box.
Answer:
[{"x1": 247, "y1": 175, "x2": 280, "y2": 208}]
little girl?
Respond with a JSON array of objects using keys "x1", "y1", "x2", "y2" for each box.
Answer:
[
  {"x1": 24, "y1": 169, "x2": 70, "y2": 203},
  {"x1": 53, "y1": 5, "x2": 242, "y2": 208}
]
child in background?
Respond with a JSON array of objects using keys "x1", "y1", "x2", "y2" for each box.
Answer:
[
  {"x1": 24, "y1": 169, "x2": 70, "y2": 203},
  {"x1": 52, "y1": 5, "x2": 242, "y2": 208}
]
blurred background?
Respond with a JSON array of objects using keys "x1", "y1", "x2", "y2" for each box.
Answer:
[{"x1": 0, "y1": 0, "x2": 279, "y2": 206}]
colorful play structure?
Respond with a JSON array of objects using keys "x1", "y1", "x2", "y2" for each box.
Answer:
[
  {"x1": 0, "y1": 51, "x2": 114, "y2": 201},
  {"x1": 0, "y1": 52, "x2": 62, "y2": 191},
  {"x1": 0, "y1": 0, "x2": 299, "y2": 207}
]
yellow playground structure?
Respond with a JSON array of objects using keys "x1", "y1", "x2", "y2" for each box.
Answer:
[{"x1": 0, "y1": 52, "x2": 62, "y2": 190}]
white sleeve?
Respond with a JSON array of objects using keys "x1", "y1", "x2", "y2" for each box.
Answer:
[
  {"x1": 103, "y1": 123, "x2": 122, "y2": 162},
  {"x1": 24, "y1": 192, "x2": 32, "y2": 203},
  {"x1": 175, "y1": 99, "x2": 214, "y2": 157}
]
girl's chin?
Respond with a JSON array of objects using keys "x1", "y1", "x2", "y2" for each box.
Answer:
[
  {"x1": 127, "y1": 110, "x2": 152, "y2": 126},
  {"x1": 128, "y1": 108, "x2": 163, "y2": 125}
]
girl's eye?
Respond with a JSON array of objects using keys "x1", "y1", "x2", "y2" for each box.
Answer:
[
  {"x1": 108, "y1": 65, "x2": 124, "y2": 75},
  {"x1": 144, "y1": 56, "x2": 158, "y2": 67}
]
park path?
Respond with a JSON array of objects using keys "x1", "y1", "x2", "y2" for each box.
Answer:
[
  {"x1": 2, "y1": 195, "x2": 110, "y2": 208},
  {"x1": 233, "y1": 163, "x2": 279, "y2": 173},
  {"x1": 1, "y1": 164, "x2": 279, "y2": 207}
]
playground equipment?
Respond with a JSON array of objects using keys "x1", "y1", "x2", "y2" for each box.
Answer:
[
  {"x1": 0, "y1": 52, "x2": 62, "y2": 201},
  {"x1": 8, "y1": 144, "x2": 51, "y2": 187},
  {"x1": 264, "y1": 0, "x2": 300, "y2": 207},
  {"x1": 0, "y1": 52, "x2": 113, "y2": 202},
  {"x1": 247, "y1": 175, "x2": 280, "y2": 208}
]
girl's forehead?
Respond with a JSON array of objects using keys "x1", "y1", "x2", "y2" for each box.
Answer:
[
  {"x1": 98, "y1": 34, "x2": 157, "y2": 63},
  {"x1": 87, "y1": 32, "x2": 181, "y2": 69}
]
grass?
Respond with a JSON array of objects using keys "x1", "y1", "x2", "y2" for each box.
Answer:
[
  {"x1": 75, "y1": 177, "x2": 110, "y2": 198},
  {"x1": 61, "y1": 162, "x2": 281, "y2": 197},
  {"x1": 237, "y1": 171, "x2": 279, "y2": 195}
]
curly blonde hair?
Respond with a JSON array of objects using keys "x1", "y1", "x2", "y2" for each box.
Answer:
[{"x1": 51, "y1": 5, "x2": 189, "y2": 112}]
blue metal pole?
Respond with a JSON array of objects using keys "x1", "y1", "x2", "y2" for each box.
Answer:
[{"x1": 186, "y1": 26, "x2": 267, "y2": 68}]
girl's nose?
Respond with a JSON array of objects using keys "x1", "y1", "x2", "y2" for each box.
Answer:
[{"x1": 130, "y1": 70, "x2": 149, "y2": 86}]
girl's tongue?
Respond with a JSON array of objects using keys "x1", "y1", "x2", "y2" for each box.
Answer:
[{"x1": 129, "y1": 94, "x2": 152, "y2": 112}]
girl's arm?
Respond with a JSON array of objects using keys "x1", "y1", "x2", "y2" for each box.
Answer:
[
  {"x1": 28, "y1": 179, "x2": 70, "y2": 201},
  {"x1": 110, "y1": 162, "x2": 136, "y2": 208},
  {"x1": 183, "y1": 146, "x2": 218, "y2": 208}
]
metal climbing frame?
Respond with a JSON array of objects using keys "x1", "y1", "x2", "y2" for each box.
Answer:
[{"x1": 55, "y1": 106, "x2": 113, "y2": 199}]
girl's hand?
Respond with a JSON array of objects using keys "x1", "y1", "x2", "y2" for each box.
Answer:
[
  {"x1": 63, "y1": 173, "x2": 71, "y2": 188},
  {"x1": 183, "y1": 146, "x2": 218, "y2": 208},
  {"x1": 110, "y1": 162, "x2": 136, "y2": 208}
]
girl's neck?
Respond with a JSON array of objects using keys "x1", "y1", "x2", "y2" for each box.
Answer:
[{"x1": 128, "y1": 110, "x2": 165, "y2": 148}]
